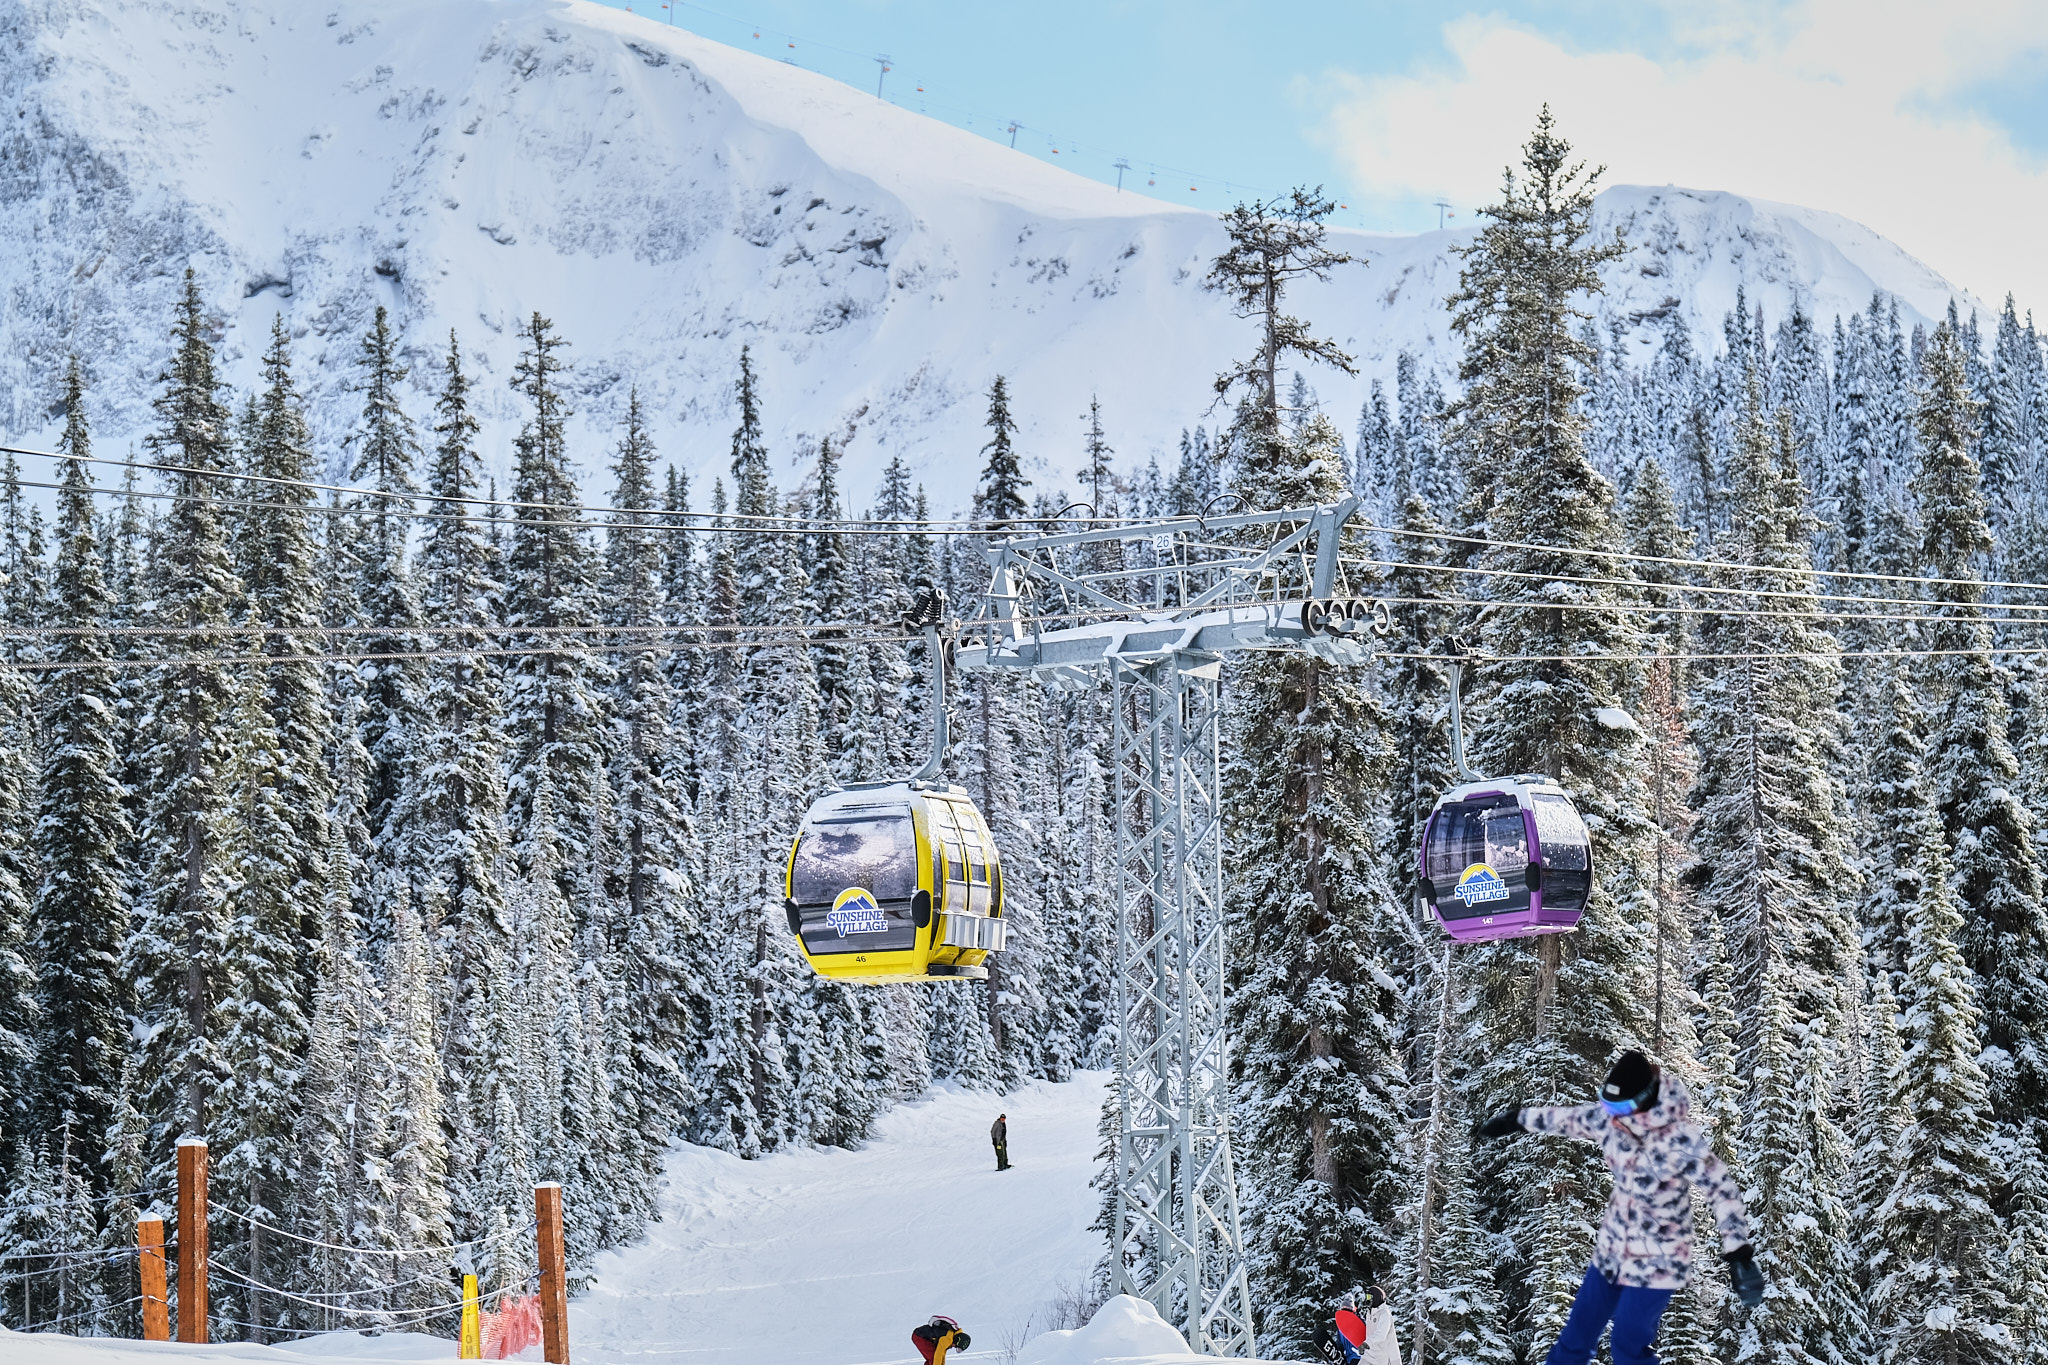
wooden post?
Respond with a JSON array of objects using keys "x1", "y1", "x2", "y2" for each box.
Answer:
[
  {"x1": 176, "y1": 1139, "x2": 208, "y2": 1344},
  {"x1": 535, "y1": 1183, "x2": 569, "y2": 1364},
  {"x1": 460, "y1": 1274, "x2": 481, "y2": 1360},
  {"x1": 137, "y1": 1217, "x2": 170, "y2": 1342}
]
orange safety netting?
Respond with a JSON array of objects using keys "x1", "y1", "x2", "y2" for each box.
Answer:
[{"x1": 480, "y1": 1293, "x2": 543, "y2": 1360}]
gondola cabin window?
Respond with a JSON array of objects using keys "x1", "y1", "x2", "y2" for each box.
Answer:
[
  {"x1": 790, "y1": 810, "x2": 919, "y2": 955},
  {"x1": 1530, "y1": 791, "x2": 1592, "y2": 914},
  {"x1": 1426, "y1": 795, "x2": 1530, "y2": 920}
]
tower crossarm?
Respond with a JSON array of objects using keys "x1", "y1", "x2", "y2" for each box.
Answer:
[{"x1": 959, "y1": 497, "x2": 1385, "y2": 681}]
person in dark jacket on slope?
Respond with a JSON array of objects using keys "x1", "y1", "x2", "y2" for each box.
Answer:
[
  {"x1": 1477, "y1": 1050, "x2": 1765, "y2": 1365},
  {"x1": 912, "y1": 1316, "x2": 969, "y2": 1365},
  {"x1": 990, "y1": 1113, "x2": 1009, "y2": 1170}
]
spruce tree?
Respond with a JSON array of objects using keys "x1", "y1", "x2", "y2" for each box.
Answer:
[
  {"x1": 293, "y1": 824, "x2": 387, "y2": 1315},
  {"x1": 806, "y1": 434, "x2": 860, "y2": 781},
  {"x1": 972, "y1": 376, "x2": 1030, "y2": 528},
  {"x1": 601, "y1": 390, "x2": 707, "y2": 1153},
  {"x1": 1443, "y1": 110, "x2": 1653, "y2": 1354},
  {"x1": 1204, "y1": 184, "x2": 1405, "y2": 1355},
  {"x1": 1871, "y1": 773, "x2": 2013, "y2": 1364},
  {"x1": 380, "y1": 872, "x2": 452, "y2": 1307},
  {"x1": 242, "y1": 318, "x2": 331, "y2": 981},
  {"x1": 404, "y1": 331, "x2": 509, "y2": 1186},
  {"x1": 127, "y1": 268, "x2": 242, "y2": 1157},
  {"x1": 503, "y1": 313, "x2": 612, "y2": 919},
  {"x1": 1687, "y1": 385, "x2": 1856, "y2": 1029},
  {"x1": 347, "y1": 304, "x2": 427, "y2": 873},
  {"x1": 1912, "y1": 319, "x2": 2048, "y2": 1143},
  {"x1": 1418, "y1": 1107, "x2": 1513, "y2": 1365},
  {"x1": 31, "y1": 360, "x2": 128, "y2": 1181},
  {"x1": 1734, "y1": 970, "x2": 1863, "y2": 1365},
  {"x1": 214, "y1": 649, "x2": 309, "y2": 1341}
]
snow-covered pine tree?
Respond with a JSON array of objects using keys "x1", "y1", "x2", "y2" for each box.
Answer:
[
  {"x1": 660, "y1": 465, "x2": 705, "y2": 809},
  {"x1": 1079, "y1": 396, "x2": 1116, "y2": 514},
  {"x1": 1354, "y1": 384, "x2": 1398, "y2": 525},
  {"x1": 749, "y1": 527, "x2": 830, "y2": 1146},
  {"x1": 1203, "y1": 185, "x2": 1407, "y2": 1355},
  {"x1": 1418, "y1": 1104, "x2": 1513, "y2": 1365},
  {"x1": 1687, "y1": 381, "x2": 1856, "y2": 1031},
  {"x1": 723, "y1": 356, "x2": 810, "y2": 1146},
  {"x1": 805, "y1": 433, "x2": 862, "y2": 783},
  {"x1": 293, "y1": 824, "x2": 388, "y2": 1318},
  {"x1": 241, "y1": 316, "x2": 332, "y2": 977},
  {"x1": 1441, "y1": 111, "x2": 1670, "y2": 1356},
  {"x1": 126, "y1": 267, "x2": 242, "y2": 1162},
  {"x1": 1852, "y1": 953, "x2": 1905, "y2": 1308},
  {"x1": 973, "y1": 377, "x2": 1030, "y2": 528},
  {"x1": 31, "y1": 360, "x2": 127, "y2": 1184},
  {"x1": 1911, "y1": 319, "x2": 2048, "y2": 1147},
  {"x1": 379, "y1": 871, "x2": 452, "y2": 1310},
  {"x1": 1383, "y1": 492, "x2": 1451, "y2": 940},
  {"x1": 503, "y1": 312, "x2": 613, "y2": 922},
  {"x1": 213, "y1": 641, "x2": 310, "y2": 1341},
  {"x1": 601, "y1": 389, "x2": 708, "y2": 1157},
  {"x1": 1733, "y1": 967, "x2": 1863, "y2": 1365},
  {"x1": 1871, "y1": 766, "x2": 2013, "y2": 1364},
  {"x1": 2010, "y1": 1129, "x2": 2048, "y2": 1365},
  {"x1": 346, "y1": 305, "x2": 427, "y2": 866},
  {"x1": 1976, "y1": 296, "x2": 2034, "y2": 563},
  {"x1": 392, "y1": 333, "x2": 510, "y2": 1249}
]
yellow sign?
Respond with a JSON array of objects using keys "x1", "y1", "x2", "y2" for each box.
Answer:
[{"x1": 460, "y1": 1274, "x2": 480, "y2": 1359}]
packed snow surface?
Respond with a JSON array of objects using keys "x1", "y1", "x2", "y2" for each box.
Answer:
[
  {"x1": 2, "y1": 0, "x2": 1982, "y2": 506},
  {"x1": 4, "y1": 1074, "x2": 1113, "y2": 1364},
  {"x1": 1013, "y1": 1297, "x2": 1208, "y2": 1365}
]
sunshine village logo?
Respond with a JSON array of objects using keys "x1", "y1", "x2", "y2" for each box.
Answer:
[
  {"x1": 1454, "y1": 863, "x2": 1510, "y2": 907},
  {"x1": 826, "y1": 887, "x2": 888, "y2": 936}
]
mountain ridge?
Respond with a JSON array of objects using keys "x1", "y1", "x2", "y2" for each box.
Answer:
[{"x1": 0, "y1": 0, "x2": 1984, "y2": 507}]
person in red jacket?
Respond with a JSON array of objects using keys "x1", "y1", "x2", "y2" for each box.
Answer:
[{"x1": 912, "y1": 1316, "x2": 969, "y2": 1365}]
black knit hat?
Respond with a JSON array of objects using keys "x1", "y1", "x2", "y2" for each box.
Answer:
[{"x1": 1603, "y1": 1050, "x2": 1659, "y2": 1107}]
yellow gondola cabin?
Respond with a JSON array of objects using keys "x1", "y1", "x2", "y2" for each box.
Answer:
[{"x1": 784, "y1": 781, "x2": 1008, "y2": 983}]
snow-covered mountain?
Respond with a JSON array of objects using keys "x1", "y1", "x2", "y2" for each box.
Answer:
[{"x1": 0, "y1": 0, "x2": 1982, "y2": 507}]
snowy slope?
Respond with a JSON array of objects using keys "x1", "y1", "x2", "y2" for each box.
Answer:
[
  {"x1": 569, "y1": 1073, "x2": 1108, "y2": 1365},
  {"x1": 6, "y1": 1075, "x2": 1111, "y2": 1365},
  {"x1": 0, "y1": 0, "x2": 1983, "y2": 506}
]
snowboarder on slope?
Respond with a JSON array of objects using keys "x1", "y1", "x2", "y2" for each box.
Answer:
[
  {"x1": 1477, "y1": 1051, "x2": 1764, "y2": 1365},
  {"x1": 912, "y1": 1316, "x2": 969, "y2": 1365},
  {"x1": 990, "y1": 1114, "x2": 1009, "y2": 1171}
]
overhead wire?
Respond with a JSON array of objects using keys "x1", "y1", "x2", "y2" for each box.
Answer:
[
  {"x1": 217, "y1": 1207, "x2": 495, "y2": 1259},
  {"x1": 13, "y1": 439, "x2": 2048, "y2": 611},
  {"x1": 10, "y1": 445, "x2": 2048, "y2": 662}
]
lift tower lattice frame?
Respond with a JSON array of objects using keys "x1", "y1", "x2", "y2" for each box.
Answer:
[{"x1": 957, "y1": 499, "x2": 1380, "y2": 1357}]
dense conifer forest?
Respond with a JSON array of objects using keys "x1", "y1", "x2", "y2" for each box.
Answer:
[{"x1": 2, "y1": 111, "x2": 2045, "y2": 1365}]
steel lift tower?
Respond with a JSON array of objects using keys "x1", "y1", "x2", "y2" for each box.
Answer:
[{"x1": 957, "y1": 501, "x2": 1382, "y2": 1356}]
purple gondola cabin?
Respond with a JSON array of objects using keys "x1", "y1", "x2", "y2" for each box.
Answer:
[{"x1": 1420, "y1": 774, "x2": 1593, "y2": 942}]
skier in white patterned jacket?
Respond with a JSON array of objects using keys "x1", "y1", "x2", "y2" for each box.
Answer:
[{"x1": 1477, "y1": 1050, "x2": 1765, "y2": 1365}]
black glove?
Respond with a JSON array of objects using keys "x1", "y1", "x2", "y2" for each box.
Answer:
[
  {"x1": 1476, "y1": 1106, "x2": 1524, "y2": 1139},
  {"x1": 1724, "y1": 1246, "x2": 1764, "y2": 1308}
]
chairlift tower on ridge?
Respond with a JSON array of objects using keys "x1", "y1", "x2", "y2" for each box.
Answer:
[{"x1": 957, "y1": 499, "x2": 1383, "y2": 1357}]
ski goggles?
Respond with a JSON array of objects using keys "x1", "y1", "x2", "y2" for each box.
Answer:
[{"x1": 1600, "y1": 1096, "x2": 1644, "y2": 1117}]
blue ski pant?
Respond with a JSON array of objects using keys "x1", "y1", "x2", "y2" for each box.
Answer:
[{"x1": 1542, "y1": 1264, "x2": 1675, "y2": 1365}]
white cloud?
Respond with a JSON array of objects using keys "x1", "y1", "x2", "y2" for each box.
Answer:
[{"x1": 1316, "y1": 1, "x2": 2048, "y2": 314}]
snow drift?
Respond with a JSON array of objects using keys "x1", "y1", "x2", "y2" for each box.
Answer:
[
  {"x1": 1013, "y1": 1296, "x2": 1216, "y2": 1365},
  {"x1": 1, "y1": 0, "x2": 1982, "y2": 505}
]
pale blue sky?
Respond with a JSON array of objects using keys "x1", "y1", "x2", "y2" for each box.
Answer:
[{"x1": 586, "y1": 0, "x2": 2048, "y2": 307}]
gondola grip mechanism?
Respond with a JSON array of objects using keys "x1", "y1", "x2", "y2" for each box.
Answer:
[{"x1": 1444, "y1": 635, "x2": 1483, "y2": 783}]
